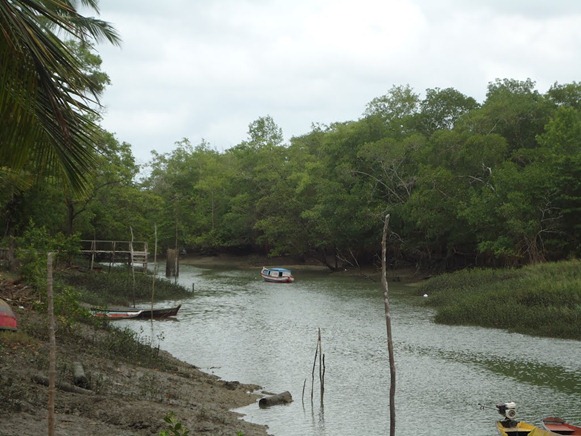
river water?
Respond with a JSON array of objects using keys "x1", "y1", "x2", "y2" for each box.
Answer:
[{"x1": 116, "y1": 264, "x2": 581, "y2": 436}]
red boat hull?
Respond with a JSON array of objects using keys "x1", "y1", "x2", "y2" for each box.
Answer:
[
  {"x1": 542, "y1": 417, "x2": 581, "y2": 435},
  {"x1": 0, "y1": 298, "x2": 17, "y2": 331}
]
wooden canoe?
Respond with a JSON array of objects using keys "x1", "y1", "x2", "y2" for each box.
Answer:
[
  {"x1": 496, "y1": 420, "x2": 555, "y2": 436},
  {"x1": 91, "y1": 304, "x2": 181, "y2": 320},
  {"x1": 134, "y1": 304, "x2": 181, "y2": 319},
  {"x1": 91, "y1": 308, "x2": 142, "y2": 319},
  {"x1": 542, "y1": 417, "x2": 581, "y2": 435}
]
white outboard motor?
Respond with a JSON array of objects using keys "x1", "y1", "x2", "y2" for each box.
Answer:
[{"x1": 496, "y1": 402, "x2": 517, "y2": 420}]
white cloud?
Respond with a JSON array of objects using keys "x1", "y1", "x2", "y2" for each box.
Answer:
[{"x1": 93, "y1": 0, "x2": 581, "y2": 162}]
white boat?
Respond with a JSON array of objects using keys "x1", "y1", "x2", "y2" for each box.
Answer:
[{"x1": 260, "y1": 267, "x2": 294, "y2": 283}]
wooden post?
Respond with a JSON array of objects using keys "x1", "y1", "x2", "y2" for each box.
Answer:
[
  {"x1": 318, "y1": 328, "x2": 325, "y2": 405},
  {"x1": 175, "y1": 248, "x2": 179, "y2": 279},
  {"x1": 111, "y1": 241, "x2": 116, "y2": 269},
  {"x1": 130, "y1": 230, "x2": 136, "y2": 307},
  {"x1": 166, "y1": 248, "x2": 177, "y2": 278},
  {"x1": 150, "y1": 225, "x2": 158, "y2": 319},
  {"x1": 310, "y1": 334, "x2": 318, "y2": 403},
  {"x1": 90, "y1": 239, "x2": 95, "y2": 271},
  {"x1": 382, "y1": 214, "x2": 396, "y2": 436},
  {"x1": 309, "y1": 328, "x2": 325, "y2": 405},
  {"x1": 47, "y1": 253, "x2": 56, "y2": 436}
]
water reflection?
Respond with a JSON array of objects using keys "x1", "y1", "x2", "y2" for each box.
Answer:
[{"x1": 116, "y1": 264, "x2": 581, "y2": 436}]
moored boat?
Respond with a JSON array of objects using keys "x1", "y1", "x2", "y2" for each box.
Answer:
[
  {"x1": 0, "y1": 298, "x2": 17, "y2": 331},
  {"x1": 496, "y1": 402, "x2": 554, "y2": 436},
  {"x1": 260, "y1": 267, "x2": 294, "y2": 283},
  {"x1": 542, "y1": 417, "x2": 581, "y2": 435},
  {"x1": 91, "y1": 307, "x2": 142, "y2": 319},
  {"x1": 135, "y1": 304, "x2": 181, "y2": 319},
  {"x1": 91, "y1": 304, "x2": 181, "y2": 320},
  {"x1": 496, "y1": 420, "x2": 553, "y2": 436}
]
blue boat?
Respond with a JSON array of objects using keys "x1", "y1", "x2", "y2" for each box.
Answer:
[{"x1": 260, "y1": 267, "x2": 295, "y2": 283}]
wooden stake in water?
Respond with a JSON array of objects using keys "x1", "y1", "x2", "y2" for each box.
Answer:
[
  {"x1": 382, "y1": 214, "x2": 396, "y2": 436},
  {"x1": 318, "y1": 328, "x2": 325, "y2": 405},
  {"x1": 310, "y1": 334, "x2": 318, "y2": 404},
  {"x1": 309, "y1": 328, "x2": 325, "y2": 405}
]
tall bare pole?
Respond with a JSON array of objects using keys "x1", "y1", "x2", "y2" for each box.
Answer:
[
  {"x1": 173, "y1": 194, "x2": 180, "y2": 282},
  {"x1": 318, "y1": 328, "x2": 325, "y2": 406},
  {"x1": 381, "y1": 214, "x2": 396, "y2": 435},
  {"x1": 150, "y1": 224, "x2": 158, "y2": 319},
  {"x1": 130, "y1": 227, "x2": 136, "y2": 307},
  {"x1": 47, "y1": 252, "x2": 56, "y2": 436}
]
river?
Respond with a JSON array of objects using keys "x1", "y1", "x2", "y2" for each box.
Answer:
[{"x1": 116, "y1": 264, "x2": 581, "y2": 436}]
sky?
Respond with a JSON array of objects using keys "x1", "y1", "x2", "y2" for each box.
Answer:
[{"x1": 93, "y1": 0, "x2": 581, "y2": 164}]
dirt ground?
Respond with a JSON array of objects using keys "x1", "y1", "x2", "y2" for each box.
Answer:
[{"x1": 0, "y1": 270, "x2": 270, "y2": 436}]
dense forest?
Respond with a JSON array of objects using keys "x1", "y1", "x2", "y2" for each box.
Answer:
[{"x1": 2, "y1": 6, "x2": 581, "y2": 272}]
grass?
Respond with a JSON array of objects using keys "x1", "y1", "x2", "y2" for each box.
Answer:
[
  {"x1": 56, "y1": 263, "x2": 192, "y2": 307},
  {"x1": 2, "y1": 263, "x2": 192, "y2": 371},
  {"x1": 414, "y1": 259, "x2": 581, "y2": 340}
]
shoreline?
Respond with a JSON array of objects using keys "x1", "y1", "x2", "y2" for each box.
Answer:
[
  {"x1": 0, "y1": 272, "x2": 270, "y2": 436},
  {"x1": 178, "y1": 253, "x2": 424, "y2": 282},
  {"x1": 178, "y1": 253, "x2": 328, "y2": 270}
]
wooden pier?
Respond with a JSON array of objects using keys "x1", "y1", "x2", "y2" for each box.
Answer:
[{"x1": 80, "y1": 240, "x2": 149, "y2": 271}]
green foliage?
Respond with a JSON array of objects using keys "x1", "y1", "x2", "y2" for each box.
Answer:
[
  {"x1": 98, "y1": 326, "x2": 166, "y2": 367},
  {"x1": 416, "y1": 260, "x2": 581, "y2": 339},
  {"x1": 15, "y1": 222, "x2": 80, "y2": 290},
  {"x1": 8, "y1": 78, "x2": 581, "y2": 272},
  {"x1": 160, "y1": 412, "x2": 190, "y2": 436},
  {"x1": 52, "y1": 285, "x2": 92, "y2": 331}
]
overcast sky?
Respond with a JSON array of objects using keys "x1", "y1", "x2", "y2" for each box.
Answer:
[{"x1": 94, "y1": 0, "x2": 581, "y2": 164}]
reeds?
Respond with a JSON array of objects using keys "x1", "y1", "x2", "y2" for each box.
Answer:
[
  {"x1": 57, "y1": 266, "x2": 191, "y2": 307},
  {"x1": 416, "y1": 260, "x2": 581, "y2": 339}
]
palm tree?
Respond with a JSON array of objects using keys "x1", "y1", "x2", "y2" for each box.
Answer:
[{"x1": 0, "y1": 0, "x2": 121, "y2": 192}]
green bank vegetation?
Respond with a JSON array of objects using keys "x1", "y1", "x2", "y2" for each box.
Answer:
[
  {"x1": 0, "y1": 272, "x2": 182, "y2": 374},
  {"x1": 416, "y1": 259, "x2": 581, "y2": 340},
  {"x1": 57, "y1": 266, "x2": 191, "y2": 307},
  {"x1": 3, "y1": 224, "x2": 191, "y2": 367}
]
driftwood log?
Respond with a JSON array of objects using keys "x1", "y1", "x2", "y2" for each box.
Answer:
[
  {"x1": 33, "y1": 374, "x2": 94, "y2": 395},
  {"x1": 73, "y1": 361, "x2": 89, "y2": 389},
  {"x1": 259, "y1": 391, "x2": 293, "y2": 408}
]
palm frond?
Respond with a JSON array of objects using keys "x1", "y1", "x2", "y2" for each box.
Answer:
[{"x1": 0, "y1": 0, "x2": 120, "y2": 192}]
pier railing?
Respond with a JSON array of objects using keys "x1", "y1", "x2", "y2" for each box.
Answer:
[{"x1": 80, "y1": 240, "x2": 149, "y2": 270}]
